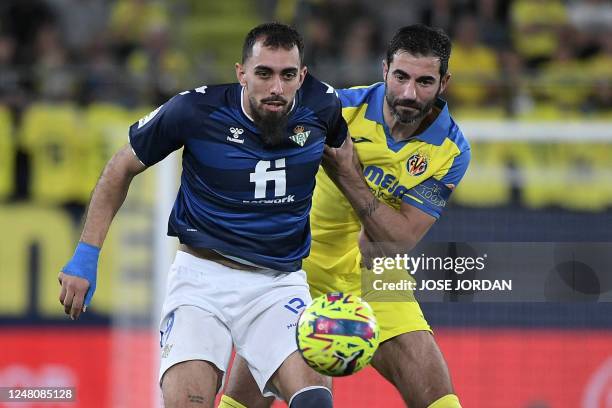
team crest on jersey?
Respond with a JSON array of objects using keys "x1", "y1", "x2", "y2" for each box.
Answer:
[
  {"x1": 289, "y1": 125, "x2": 310, "y2": 147},
  {"x1": 407, "y1": 153, "x2": 428, "y2": 176}
]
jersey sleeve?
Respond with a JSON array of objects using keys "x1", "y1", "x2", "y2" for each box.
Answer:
[
  {"x1": 402, "y1": 177, "x2": 453, "y2": 219},
  {"x1": 402, "y1": 148, "x2": 471, "y2": 219},
  {"x1": 128, "y1": 94, "x2": 187, "y2": 166},
  {"x1": 325, "y1": 93, "x2": 348, "y2": 148},
  {"x1": 439, "y1": 148, "x2": 471, "y2": 187}
]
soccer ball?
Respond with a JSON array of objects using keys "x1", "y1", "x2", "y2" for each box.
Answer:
[{"x1": 296, "y1": 292, "x2": 380, "y2": 376}]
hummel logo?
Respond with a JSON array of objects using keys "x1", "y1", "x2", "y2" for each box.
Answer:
[
  {"x1": 290, "y1": 125, "x2": 310, "y2": 147},
  {"x1": 227, "y1": 127, "x2": 245, "y2": 144}
]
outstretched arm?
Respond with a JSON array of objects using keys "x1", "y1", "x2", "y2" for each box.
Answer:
[
  {"x1": 59, "y1": 144, "x2": 146, "y2": 319},
  {"x1": 321, "y1": 137, "x2": 436, "y2": 256}
]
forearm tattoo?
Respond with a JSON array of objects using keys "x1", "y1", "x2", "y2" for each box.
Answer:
[
  {"x1": 356, "y1": 197, "x2": 380, "y2": 219},
  {"x1": 188, "y1": 394, "x2": 205, "y2": 404}
]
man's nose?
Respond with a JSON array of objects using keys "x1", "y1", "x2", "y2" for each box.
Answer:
[
  {"x1": 401, "y1": 80, "x2": 417, "y2": 100},
  {"x1": 270, "y1": 76, "x2": 283, "y2": 95}
]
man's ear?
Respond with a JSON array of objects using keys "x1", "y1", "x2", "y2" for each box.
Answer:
[
  {"x1": 382, "y1": 59, "x2": 388, "y2": 81},
  {"x1": 439, "y1": 73, "x2": 451, "y2": 94},
  {"x1": 236, "y1": 62, "x2": 246, "y2": 86},
  {"x1": 298, "y1": 65, "x2": 308, "y2": 87}
]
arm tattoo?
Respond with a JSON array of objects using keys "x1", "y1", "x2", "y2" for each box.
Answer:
[
  {"x1": 356, "y1": 197, "x2": 380, "y2": 219},
  {"x1": 188, "y1": 394, "x2": 205, "y2": 404}
]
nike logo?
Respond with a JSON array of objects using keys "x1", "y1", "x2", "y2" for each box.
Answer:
[{"x1": 352, "y1": 137, "x2": 373, "y2": 143}]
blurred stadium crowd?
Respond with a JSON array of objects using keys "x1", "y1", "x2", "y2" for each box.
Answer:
[
  {"x1": 0, "y1": 0, "x2": 610, "y2": 220},
  {"x1": 0, "y1": 0, "x2": 610, "y2": 248},
  {"x1": 0, "y1": 0, "x2": 610, "y2": 117}
]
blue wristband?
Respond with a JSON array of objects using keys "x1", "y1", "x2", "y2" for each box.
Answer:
[{"x1": 62, "y1": 242, "x2": 100, "y2": 306}]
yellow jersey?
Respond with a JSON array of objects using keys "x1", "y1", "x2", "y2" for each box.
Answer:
[
  {"x1": 304, "y1": 83, "x2": 470, "y2": 340},
  {"x1": 304, "y1": 83, "x2": 470, "y2": 339},
  {"x1": 307, "y1": 82, "x2": 471, "y2": 273}
]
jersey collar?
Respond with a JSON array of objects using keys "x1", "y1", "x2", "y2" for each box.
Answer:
[{"x1": 364, "y1": 82, "x2": 450, "y2": 147}]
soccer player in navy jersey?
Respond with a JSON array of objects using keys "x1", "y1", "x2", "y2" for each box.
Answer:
[
  {"x1": 221, "y1": 24, "x2": 467, "y2": 408},
  {"x1": 58, "y1": 23, "x2": 346, "y2": 408}
]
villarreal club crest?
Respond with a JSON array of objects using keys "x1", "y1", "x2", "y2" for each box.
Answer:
[{"x1": 407, "y1": 152, "x2": 428, "y2": 176}]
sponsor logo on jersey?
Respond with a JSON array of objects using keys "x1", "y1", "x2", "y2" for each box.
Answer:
[
  {"x1": 407, "y1": 153, "x2": 428, "y2": 176},
  {"x1": 363, "y1": 165, "x2": 447, "y2": 208},
  {"x1": 363, "y1": 165, "x2": 411, "y2": 199},
  {"x1": 289, "y1": 125, "x2": 310, "y2": 147},
  {"x1": 242, "y1": 195, "x2": 295, "y2": 204},
  {"x1": 227, "y1": 127, "x2": 245, "y2": 144}
]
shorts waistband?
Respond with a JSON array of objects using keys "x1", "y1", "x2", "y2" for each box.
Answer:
[{"x1": 177, "y1": 244, "x2": 263, "y2": 271}]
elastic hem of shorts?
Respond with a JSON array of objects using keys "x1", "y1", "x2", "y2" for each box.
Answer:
[
  {"x1": 380, "y1": 325, "x2": 433, "y2": 343},
  {"x1": 241, "y1": 346, "x2": 298, "y2": 399},
  {"x1": 159, "y1": 356, "x2": 227, "y2": 387}
]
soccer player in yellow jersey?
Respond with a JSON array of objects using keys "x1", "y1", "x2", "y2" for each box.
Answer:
[{"x1": 220, "y1": 24, "x2": 470, "y2": 408}]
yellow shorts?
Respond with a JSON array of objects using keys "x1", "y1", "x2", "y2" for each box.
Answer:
[{"x1": 304, "y1": 247, "x2": 431, "y2": 343}]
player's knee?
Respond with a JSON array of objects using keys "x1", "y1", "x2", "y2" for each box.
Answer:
[
  {"x1": 288, "y1": 386, "x2": 332, "y2": 408},
  {"x1": 218, "y1": 394, "x2": 247, "y2": 408},
  {"x1": 427, "y1": 394, "x2": 462, "y2": 408},
  {"x1": 161, "y1": 360, "x2": 221, "y2": 407}
]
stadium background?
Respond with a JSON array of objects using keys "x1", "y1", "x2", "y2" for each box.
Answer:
[{"x1": 0, "y1": 0, "x2": 610, "y2": 407}]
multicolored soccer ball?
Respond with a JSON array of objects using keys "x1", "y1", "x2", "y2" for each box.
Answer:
[{"x1": 296, "y1": 292, "x2": 380, "y2": 376}]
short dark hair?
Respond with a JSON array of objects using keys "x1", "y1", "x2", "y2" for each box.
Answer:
[
  {"x1": 242, "y1": 22, "x2": 304, "y2": 65},
  {"x1": 386, "y1": 24, "x2": 452, "y2": 77}
]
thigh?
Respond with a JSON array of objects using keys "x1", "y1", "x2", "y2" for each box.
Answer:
[
  {"x1": 162, "y1": 360, "x2": 221, "y2": 408},
  {"x1": 231, "y1": 270, "x2": 313, "y2": 398},
  {"x1": 159, "y1": 306, "x2": 233, "y2": 392},
  {"x1": 371, "y1": 331, "x2": 454, "y2": 408},
  {"x1": 370, "y1": 300, "x2": 431, "y2": 342},
  {"x1": 224, "y1": 355, "x2": 275, "y2": 408}
]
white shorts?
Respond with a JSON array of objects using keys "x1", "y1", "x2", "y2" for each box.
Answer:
[{"x1": 158, "y1": 251, "x2": 311, "y2": 397}]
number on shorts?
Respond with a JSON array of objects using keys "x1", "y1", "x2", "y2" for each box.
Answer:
[{"x1": 284, "y1": 297, "x2": 306, "y2": 314}]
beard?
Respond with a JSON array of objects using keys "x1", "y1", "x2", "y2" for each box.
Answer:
[
  {"x1": 249, "y1": 96, "x2": 290, "y2": 147},
  {"x1": 385, "y1": 85, "x2": 439, "y2": 124}
]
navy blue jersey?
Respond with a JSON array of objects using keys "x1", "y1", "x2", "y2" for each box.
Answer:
[{"x1": 129, "y1": 74, "x2": 347, "y2": 272}]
